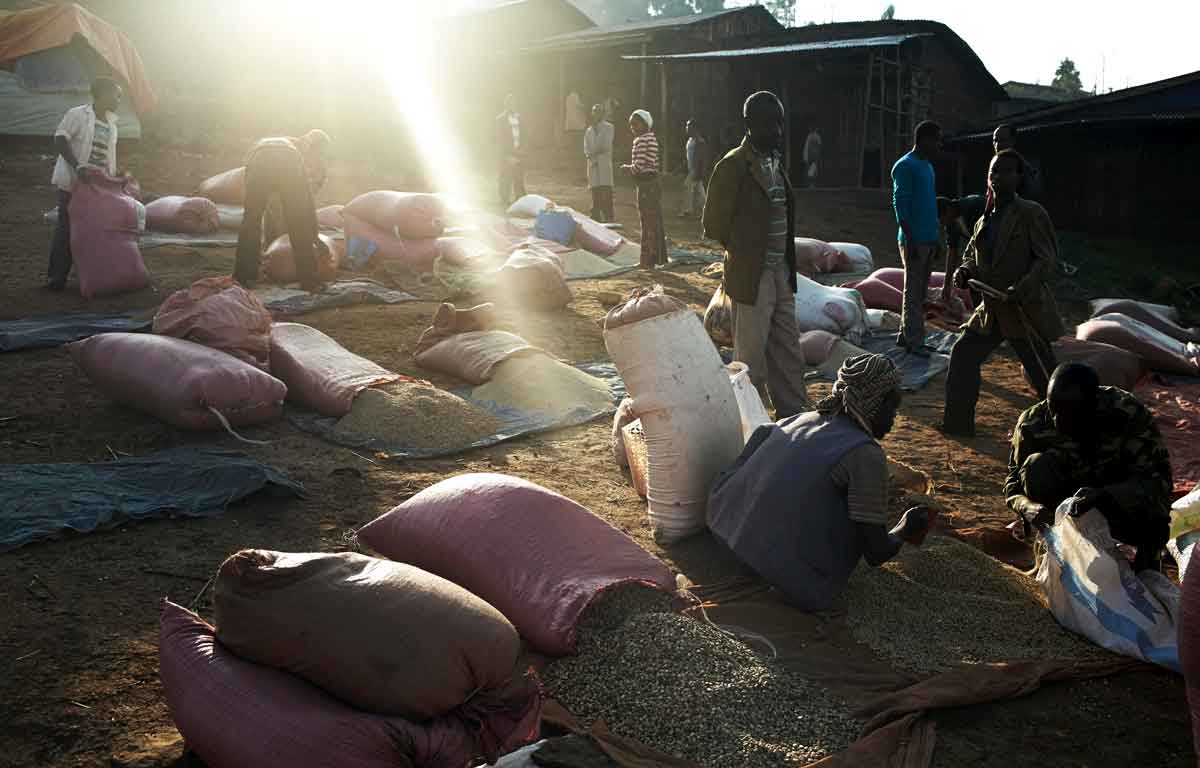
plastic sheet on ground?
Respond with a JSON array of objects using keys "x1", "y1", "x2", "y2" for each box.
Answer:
[
  {"x1": 0, "y1": 311, "x2": 151, "y2": 352},
  {"x1": 1136, "y1": 375, "x2": 1200, "y2": 496},
  {"x1": 0, "y1": 447, "x2": 303, "y2": 552},
  {"x1": 253, "y1": 279, "x2": 417, "y2": 315},
  {"x1": 47, "y1": 205, "x2": 343, "y2": 248},
  {"x1": 287, "y1": 362, "x2": 625, "y2": 460},
  {"x1": 810, "y1": 329, "x2": 957, "y2": 391}
]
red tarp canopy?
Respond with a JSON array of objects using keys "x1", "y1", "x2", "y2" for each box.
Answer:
[{"x1": 0, "y1": 3, "x2": 154, "y2": 114}]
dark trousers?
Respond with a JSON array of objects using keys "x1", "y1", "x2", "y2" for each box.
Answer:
[
  {"x1": 636, "y1": 176, "x2": 667, "y2": 268},
  {"x1": 590, "y1": 186, "x2": 614, "y2": 222},
  {"x1": 942, "y1": 323, "x2": 1055, "y2": 433},
  {"x1": 235, "y1": 147, "x2": 319, "y2": 288},
  {"x1": 48, "y1": 189, "x2": 73, "y2": 285},
  {"x1": 498, "y1": 157, "x2": 526, "y2": 207},
  {"x1": 1021, "y1": 451, "x2": 1169, "y2": 570}
]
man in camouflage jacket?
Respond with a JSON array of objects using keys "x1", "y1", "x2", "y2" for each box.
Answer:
[{"x1": 1005, "y1": 363, "x2": 1172, "y2": 572}]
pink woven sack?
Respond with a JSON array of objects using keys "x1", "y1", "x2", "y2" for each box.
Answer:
[
  {"x1": 145, "y1": 195, "x2": 220, "y2": 234},
  {"x1": 68, "y1": 171, "x2": 149, "y2": 298},
  {"x1": 153, "y1": 276, "x2": 273, "y2": 371},
  {"x1": 69, "y1": 333, "x2": 285, "y2": 431},
  {"x1": 269, "y1": 323, "x2": 401, "y2": 416},
  {"x1": 357, "y1": 473, "x2": 675, "y2": 656},
  {"x1": 344, "y1": 190, "x2": 446, "y2": 240},
  {"x1": 160, "y1": 601, "x2": 540, "y2": 768}
]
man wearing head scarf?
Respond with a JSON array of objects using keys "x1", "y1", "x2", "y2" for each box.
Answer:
[
  {"x1": 703, "y1": 91, "x2": 810, "y2": 417},
  {"x1": 709, "y1": 354, "x2": 935, "y2": 612},
  {"x1": 234, "y1": 129, "x2": 331, "y2": 292}
]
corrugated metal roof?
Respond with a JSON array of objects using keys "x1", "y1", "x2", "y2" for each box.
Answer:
[
  {"x1": 620, "y1": 32, "x2": 931, "y2": 61},
  {"x1": 949, "y1": 112, "x2": 1200, "y2": 142},
  {"x1": 521, "y1": 6, "x2": 777, "y2": 52}
]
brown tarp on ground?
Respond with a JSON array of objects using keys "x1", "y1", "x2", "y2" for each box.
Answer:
[{"x1": 0, "y1": 3, "x2": 155, "y2": 114}]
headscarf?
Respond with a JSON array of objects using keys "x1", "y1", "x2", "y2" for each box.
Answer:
[
  {"x1": 815, "y1": 353, "x2": 901, "y2": 435},
  {"x1": 630, "y1": 109, "x2": 653, "y2": 131}
]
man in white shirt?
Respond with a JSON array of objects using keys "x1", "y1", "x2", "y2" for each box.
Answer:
[
  {"x1": 495, "y1": 93, "x2": 526, "y2": 207},
  {"x1": 47, "y1": 77, "x2": 123, "y2": 290}
]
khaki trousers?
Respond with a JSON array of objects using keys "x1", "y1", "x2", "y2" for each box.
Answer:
[{"x1": 733, "y1": 266, "x2": 812, "y2": 419}]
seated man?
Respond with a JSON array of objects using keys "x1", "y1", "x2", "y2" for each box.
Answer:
[
  {"x1": 234, "y1": 131, "x2": 330, "y2": 292},
  {"x1": 1006, "y1": 362, "x2": 1172, "y2": 572},
  {"x1": 708, "y1": 354, "x2": 933, "y2": 612}
]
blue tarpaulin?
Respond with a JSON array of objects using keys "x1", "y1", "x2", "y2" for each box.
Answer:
[
  {"x1": 0, "y1": 447, "x2": 303, "y2": 552},
  {"x1": 0, "y1": 311, "x2": 152, "y2": 352}
]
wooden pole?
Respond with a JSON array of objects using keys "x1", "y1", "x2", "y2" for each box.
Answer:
[
  {"x1": 660, "y1": 62, "x2": 669, "y2": 173},
  {"x1": 858, "y1": 53, "x2": 871, "y2": 188}
]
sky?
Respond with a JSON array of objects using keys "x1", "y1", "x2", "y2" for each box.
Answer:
[{"x1": 748, "y1": 0, "x2": 1200, "y2": 90}]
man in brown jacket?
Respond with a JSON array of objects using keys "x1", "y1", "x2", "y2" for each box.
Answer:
[
  {"x1": 702, "y1": 91, "x2": 810, "y2": 417},
  {"x1": 940, "y1": 149, "x2": 1064, "y2": 436}
]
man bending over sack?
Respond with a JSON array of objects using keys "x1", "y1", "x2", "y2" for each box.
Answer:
[
  {"x1": 1006, "y1": 362, "x2": 1172, "y2": 573},
  {"x1": 233, "y1": 130, "x2": 331, "y2": 292},
  {"x1": 708, "y1": 354, "x2": 935, "y2": 611}
]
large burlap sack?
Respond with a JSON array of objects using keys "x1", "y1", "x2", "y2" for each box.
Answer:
[
  {"x1": 358, "y1": 473, "x2": 675, "y2": 656},
  {"x1": 490, "y1": 246, "x2": 572, "y2": 311},
  {"x1": 828, "y1": 241, "x2": 874, "y2": 272},
  {"x1": 1090, "y1": 298, "x2": 1180, "y2": 323},
  {"x1": 793, "y1": 237, "x2": 848, "y2": 275},
  {"x1": 344, "y1": 190, "x2": 446, "y2": 240},
  {"x1": 604, "y1": 285, "x2": 687, "y2": 330},
  {"x1": 69, "y1": 172, "x2": 150, "y2": 298},
  {"x1": 153, "y1": 276, "x2": 273, "y2": 371},
  {"x1": 316, "y1": 204, "x2": 344, "y2": 229},
  {"x1": 507, "y1": 194, "x2": 553, "y2": 218},
  {"x1": 1077, "y1": 314, "x2": 1200, "y2": 376},
  {"x1": 69, "y1": 333, "x2": 285, "y2": 430},
  {"x1": 344, "y1": 211, "x2": 441, "y2": 272},
  {"x1": 195, "y1": 166, "x2": 246, "y2": 205},
  {"x1": 1088, "y1": 299, "x2": 1199, "y2": 344},
  {"x1": 160, "y1": 601, "x2": 539, "y2": 768},
  {"x1": 262, "y1": 233, "x2": 342, "y2": 283},
  {"x1": 567, "y1": 209, "x2": 623, "y2": 255},
  {"x1": 1050, "y1": 337, "x2": 1144, "y2": 391},
  {"x1": 145, "y1": 195, "x2": 220, "y2": 234},
  {"x1": 437, "y1": 237, "x2": 494, "y2": 267},
  {"x1": 793, "y1": 275, "x2": 868, "y2": 341},
  {"x1": 797, "y1": 329, "x2": 840, "y2": 366},
  {"x1": 415, "y1": 330, "x2": 546, "y2": 385},
  {"x1": 849, "y1": 267, "x2": 971, "y2": 311},
  {"x1": 213, "y1": 550, "x2": 525, "y2": 719},
  {"x1": 269, "y1": 323, "x2": 401, "y2": 416}
]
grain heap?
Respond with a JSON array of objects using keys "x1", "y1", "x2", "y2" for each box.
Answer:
[
  {"x1": 470, "y1": 355, "x2": 612, "y2": 418},
  {"x1": 542, "y1": 584, "x2": 860, "y2": 766},
  {"x1": 845, "y1": 535, "x2": 1109, "y2": 675},
  {"x1": 332, "y1": 384, "x2": 504, "y2": 452}
]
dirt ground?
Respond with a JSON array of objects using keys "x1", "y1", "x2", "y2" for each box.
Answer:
[{"x1": 0, "y1": 140, "x2": 1192, "y2": 768}]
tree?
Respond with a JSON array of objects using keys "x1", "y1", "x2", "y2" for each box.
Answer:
[
  {"x1": 762, "y1": 0, "x2": 796, "y2": 26},
  {"x1": 1052, "y1": 58, "x2": 1084, "y2": 93},
  {"x1": 881, "y1": 4, "x2": 895, "y2": 19}
]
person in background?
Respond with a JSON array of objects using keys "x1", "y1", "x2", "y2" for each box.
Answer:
[
  {"x1": 936, "y1": 194, "x2": 987, "y2": 304},
  {"x1": 622, "y1": 109, "x2": 666, "y2": 268},
  {"x1": 891, "y1": 120, "x2": 943, "y2": 357},
  {"x1": 993, "y1": 124, "x2": 1041, "y2": 200},
  {"x1": 940, "y1": 149, "x2": 1063, "y2": 437},
  {"x1": 1005, "y1": 362, "x2": 1171, "y2": 573},
  {"x1": 565, "y1": 90, "x2": 587, "y2": 135},
  {"x1": 495, "y1": 93, "x2": 525, "y2": 207},
  {"x1": 702, "y1": 91, "x2": 810, "y2": 417},
  {"x1": 584, "y1": 104, "x2": 615, "y2": 222},
  {"x1": 802, "y1": 125, "x2": 822, "y2": 186},
  {"x1": 680, "y1": 119, "x2": 709, "y2": 218},
  {"x1": 47, "y1": 76, "x2": 123, "y2": 291},
  {"x1": 234, "y1": 135, "x2": 330, "y2": 293},
  {"x1": 708, "y1": 354, "x2": 935, "y2": 612}
]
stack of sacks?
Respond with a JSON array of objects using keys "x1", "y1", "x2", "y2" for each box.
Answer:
[
  {"x1": 262, "y1": 233, "x2": 342, "y2": 283},
  {"x1": 70, "y1": 333, "x2": 286, "y2": 431},
  {"x1": 343, "y1": 191, "x2": 447, "y2": 272},
  {"x1": 847, "y1": 267, "x2": 971, "y2": 320},
  {"x1": 415, "y1": 302, "x2": 550, "y2": 385},
  {"x1": 793, "y1": 239, "x2": 874, "y2": 276},
  {"x1": 153, "y1": 277, "x2": 273, "y2": 371},
  {"x1": 357, "y1": 473, "x2": 676, "y2": 656},
  {"x1": 145, "y1": 196, "x2": 220, "y2": 234},
  {"x1": 1087, "y1": 299, "x2": 1199, "y2": 344},
  {"x1": 160, "y1": 548, "x2": 541, "y2": 768},
  {"x1": 195, "y1": 167, "x2": 246, "y2": 205},
  {"x1": 485, "y1": 245, "x2": 572, "y2": 311},
  {"x1": 1077, "y1": 313, "x2": 1200, "y2": 377},
  {"x1": 793, "y1": 274, "x2": 869, "y2": 342}
]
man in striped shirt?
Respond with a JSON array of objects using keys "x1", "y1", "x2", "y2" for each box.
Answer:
[{"x1": 703, "y1": 92, "x2": 810, "y2": 417}]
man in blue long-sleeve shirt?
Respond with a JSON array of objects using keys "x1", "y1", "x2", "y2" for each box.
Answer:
[{"x1": 891, "y1": 121, "x2": 942, "y2": 355}]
